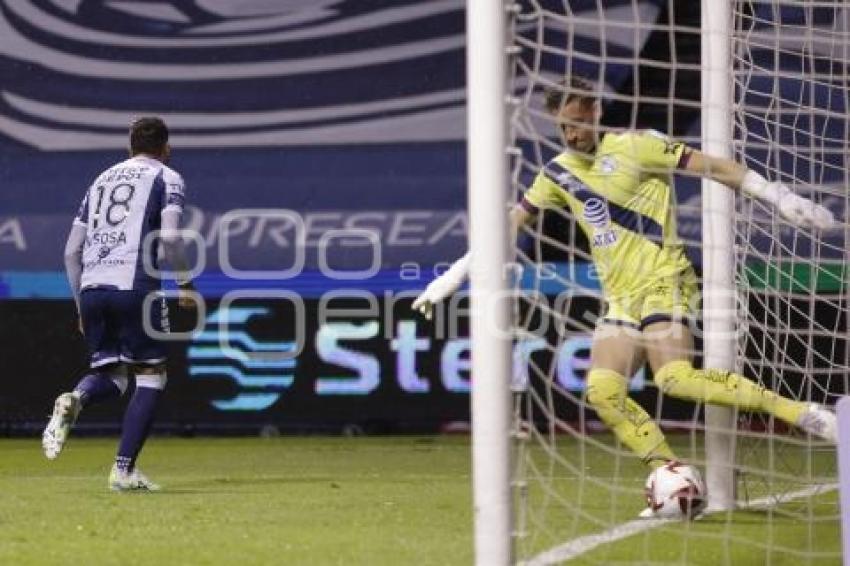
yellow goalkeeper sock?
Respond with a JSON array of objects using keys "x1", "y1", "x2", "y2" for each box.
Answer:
[
  {"x1": 653, "y1": 360, "x2": 808, "y2": 425},
  {"x1": 586, "y1": 368, "x2": 676, "y2": 467}
]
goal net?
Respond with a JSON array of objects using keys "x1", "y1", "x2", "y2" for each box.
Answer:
[{"x1": 504, "y1": 1, "x2": 849, "y2": 564}]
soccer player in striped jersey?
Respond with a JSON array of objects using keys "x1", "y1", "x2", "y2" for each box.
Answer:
[
  {"x1": 413, "y1": 76, "x2": 837, "y2": 496},
  {"x1": 42, "y1": 117, "x2": 196, "y2": 491}
]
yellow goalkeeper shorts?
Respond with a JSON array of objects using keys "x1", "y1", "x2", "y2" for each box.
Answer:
[{"x1": 601, "y1": 268, "x2": 699, "y2": 330}]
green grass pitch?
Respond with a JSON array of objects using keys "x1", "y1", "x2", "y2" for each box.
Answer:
[
  {"x1": 0, "y1": 436, "x2": 840, "y2": 565},
  {"x1": 517, "y1": 435, "x2": 840, "y2": 565}
]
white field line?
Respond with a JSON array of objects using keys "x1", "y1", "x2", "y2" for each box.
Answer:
[{"x1": 520, "y1": 482, "x2": 839, "y2": 566}]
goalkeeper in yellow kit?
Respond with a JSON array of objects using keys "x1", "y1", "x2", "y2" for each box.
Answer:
[{"x1": 413, "y1": 76, "x2": 837, "y2": 473}]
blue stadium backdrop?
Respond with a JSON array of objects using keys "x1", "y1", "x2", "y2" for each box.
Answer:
[{"x1": 0, "y1": 1, "x2": 845, "y2": 431}]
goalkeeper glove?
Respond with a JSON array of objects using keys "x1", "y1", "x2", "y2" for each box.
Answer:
[
  {"x1": 741, "y1": 170, "x2": 836, "y2": 230},
  {"x1": 412, "y1": 252, "x2": 471, "y2": 320}
]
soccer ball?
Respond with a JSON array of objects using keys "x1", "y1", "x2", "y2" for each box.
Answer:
[{"x1": 643, "y1": 461, "x2": 707, "y2": 519}]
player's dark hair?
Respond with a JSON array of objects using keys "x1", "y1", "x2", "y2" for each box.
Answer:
[
  {"x1": 130, "y1": 117, "x2": 169, "y2": 156},
  {"x1": 543, "y1": 75, "x2": 598, "y2": 113}
]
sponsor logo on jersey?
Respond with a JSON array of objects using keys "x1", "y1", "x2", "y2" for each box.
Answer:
[
  {"x1": 101, "y1": 167, "x2": 146, "y2": 183},
  {"x1": 583, "y1": 198, "x2": 618, "y2": 247},
  {"x1": 583, "y1": 198, "x2": 610, "y2": 228}
]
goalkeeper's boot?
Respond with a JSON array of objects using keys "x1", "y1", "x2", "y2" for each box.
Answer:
[
  {"x1": 109, "y1": 465, "x2": 161, "y2": 492},
  {"x1": 796, "y1": 404, "x2": 837, "y2": 443},
  {"x1": 42, "y1": 392, "x2": 81, "y2": 460}
]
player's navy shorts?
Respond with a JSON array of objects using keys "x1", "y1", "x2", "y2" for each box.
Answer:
[{"x1": 79, "y1": 288, "x2": 169, "y2": 368}]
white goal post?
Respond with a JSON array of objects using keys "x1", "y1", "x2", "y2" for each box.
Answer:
[
  {"x1": 467, "y1": 2, "x2": 513, "y2": 566},
  {"x1": 700, "y1": 0, "x2": 737, "y2": 512}
]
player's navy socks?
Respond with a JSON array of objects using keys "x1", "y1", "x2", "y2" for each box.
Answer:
[
  {"x1": 73, "y1": 373, "x2": 122, "y2": 407},
  {"x1": 115, "y1": 455, "x2": 133, "y2": 473},
  {"x1": 116, "y1": 384, "x2": 162, "y2": 472}
]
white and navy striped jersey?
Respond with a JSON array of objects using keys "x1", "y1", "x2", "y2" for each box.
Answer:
[{"x1": 74, "y1": 155, "x2": 185, "y2": 291}]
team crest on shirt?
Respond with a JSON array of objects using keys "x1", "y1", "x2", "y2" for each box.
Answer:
[
  {"x1": 583, "y1": 198, "x2": 618, "y2": 247},
  {"x1": 598, "y1": 155, "x2": 617, "y2": 175}
]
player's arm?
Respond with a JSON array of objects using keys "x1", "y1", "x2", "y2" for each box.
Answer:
[
  {"x1": 160, "y1": 211, "x2": 197, "y2": 309},
  {"x1": 412, "y1": 203, "x2": 536, "y2": 320},
  {"x1": 412, "y1": 168, "x2": 553, "y2": 319},
  {"x1": 680, "y1": 149, "x2": 746, "y2": 188},
  {"x1": 160, "y1": 174, "x2": 197, "y2": 308},
  {"x1": 160, "y1": 210, "x2": 190, "y2": 278},
  {"x1": 63, "y1": 223, "x2": 86, "y2": 316},
  {"x1": 65, "y1": 192, "x2": 90, "y2": 330},
  {"x1": 683, "y1": 149, "x2": 836, "y2": 229}
]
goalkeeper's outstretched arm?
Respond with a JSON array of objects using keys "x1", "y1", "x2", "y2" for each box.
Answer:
[
  {"x1": 684, "y1": 149, "x2": 836, "y2": 229},
  {"x1": 412, "y1": 205, "x2": 536, "y2": 319}
]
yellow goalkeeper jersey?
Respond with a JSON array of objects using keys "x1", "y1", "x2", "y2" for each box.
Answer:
[{"x1": 522, "y1": 129, "x2": 694, "y2": 302}]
